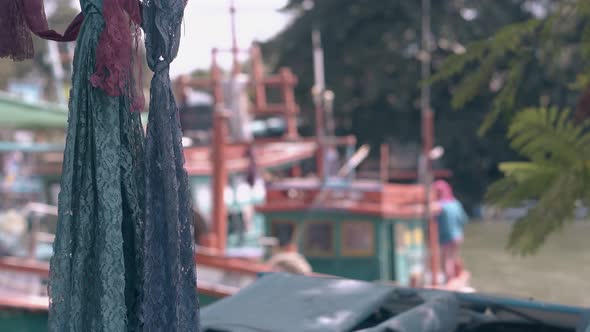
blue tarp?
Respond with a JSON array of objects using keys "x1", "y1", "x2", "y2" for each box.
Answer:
[
  {"x1": 201, "y1": 273, "x2": 394, "y2": 332},
  {"x1": 201, "y1": 273, "x2": 590, "y2": 332}
]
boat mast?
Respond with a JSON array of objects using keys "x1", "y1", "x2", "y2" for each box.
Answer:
[
  {"x1": 230, "y1": 0, "x2": 240, "y2": 76},
  {"x1": 211, "y1": 42, "x2": 228, "y2": 253},
  {"x1": 421, "y1": 0, "x2": 440, "y2": 285},
  {"x1": 210, "y1": 0, "x2": 241, "y2": 254},
  {"x1": 312, "y1": 28, "x2": 326, "y2": 180}
]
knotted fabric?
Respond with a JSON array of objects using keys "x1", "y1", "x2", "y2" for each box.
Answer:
[
  {"x1": 141, "y1": 0, "x2": 200, "y2": 330},
  {"x1": 0, "y1": 0, "x2": 81, "y2": 60}
]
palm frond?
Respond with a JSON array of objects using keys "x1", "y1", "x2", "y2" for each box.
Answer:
[
  {"x1": 487, "y1": 107, "x2": 590, "y2": 255},
  {"x1": 479, "y1": 57, "x2": 529, "y2": 136},
  {"x1": 431, "y1": 0, "x2": 590, "y2": 135},
  {"x1": 506, "y1": 169, "x2": 586, "y2": 255},
  {"x1": 507, "y1": 107, "x2": 590, "y2": 164},
  {"x1": 430, "y1": 19, "x2": 541, "y2": 85},
  {"x1": 435, "y1": 22, "x2": 543, "y2": 132},
  {"x1": 487, "y1": 162, "x2": 560, "y2": 207}
]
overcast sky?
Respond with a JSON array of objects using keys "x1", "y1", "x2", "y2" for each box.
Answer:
[{"x1": 170, "y1": 0, "x2": 291, "y2": 77}]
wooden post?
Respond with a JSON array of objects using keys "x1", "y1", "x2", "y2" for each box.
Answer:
[
  {"x1": 212, "y1": 111, "x2": 228, "y2": 254},
  {"x1": 380, "y1": 143, "x2": 389, "y2": 183},
  {"x1": 250, "y1": 44, "x2": 267, "y2": 111},
  {"x1": 210, "y1": 47, "x2": 228, "y2": 254},
  {"x1": 421, "y1": 0, "x2": 440, "y2": 286},
  {"x1": 312, "y1": 29, "x2": 326, "y2": 180},
  {"x1": 312, "y1": 86, "x2": 324, "y2": 179},
  {"x1": 174, "y1": 75, "x2": 189, "y2": 106},
  {"x1": 211, "y1": 48, "x2": 223, "y2": 105},
  {"x1": 229, "y1": 0, "x2": 241, "y2": 75},
  {"x1": 280, "y1": 67, "x2": 298, "y2": 139},
  {"x1": 290, "y1": 165, "x2": 302, "y2": 177},
  {"x1": 423, "y1": 110, "x2": 440, "y2": 285},
  {"x1": 28, "y1": 214, "x2": 39, "y2": 260},
  {"x1": 315, "y1": 142, "x2": 325, "y2": 180}
]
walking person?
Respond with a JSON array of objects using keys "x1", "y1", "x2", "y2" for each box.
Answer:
[{"x1": 434, "y1": 180, "x2": 468, "y2": 280}]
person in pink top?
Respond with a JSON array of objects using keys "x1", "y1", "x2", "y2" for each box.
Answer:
[{"x1": 434, "y1": 180, "x2": 469, "y2": 279}]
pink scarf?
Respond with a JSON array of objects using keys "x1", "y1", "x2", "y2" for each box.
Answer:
[{"x1": 434, "y1": 180, "x2": 455, "y2": 202}]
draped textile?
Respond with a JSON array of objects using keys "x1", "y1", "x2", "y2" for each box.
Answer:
[
  {"x1": 1, "y1": 0, "x2": 34, "y2": 60},
  {"x1": 1, "y1": 0, "x2": 142, "y2": 109},
  {"x1": 46, "y1": 1, "x2": 146, "y2": 330},
  {"x1": 0, "y1": 0, "x2": 82, "y2": 60},
  {"x1": 141, "y1": 0, "x2": 200, "y2": 330},
  {"x1": 2, "y1": 0, "x2": 200, "y2": 330}
]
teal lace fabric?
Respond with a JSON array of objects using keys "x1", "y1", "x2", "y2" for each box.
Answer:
[
  {"x1": 141, "y1": 0, "x2": 199, "y2": 330},
  {"x1": 45, "y1": 0, "x2": 199, "y2": 331},
  {"x1": 48, "y1": 1, "x2": 146, "y2": 330}
]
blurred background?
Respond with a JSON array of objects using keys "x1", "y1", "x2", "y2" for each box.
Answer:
[{"x1": 0, "y1": 0, "x2": 589, "y2": 309}]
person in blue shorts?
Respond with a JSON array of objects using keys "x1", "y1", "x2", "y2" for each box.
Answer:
[{"x1": 434, "y1": 180, "x2": 468, "y2": 279}]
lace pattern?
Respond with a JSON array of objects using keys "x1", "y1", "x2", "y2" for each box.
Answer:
[
  {"x1": 141, "y1": 0, "x2": 200, "y2": 330},
  {"x1": 0, "y1": 0, "x2": 34, "y2": 61},
  {"x1": 48, "y1": 1, "x2": 146, "y2": 330},
  {"x1": 0, "y1": 0, "x2": 83, "y2": 61},
  {"x1": 10, "y1": 0, "x2": 199, "y2": 330}
]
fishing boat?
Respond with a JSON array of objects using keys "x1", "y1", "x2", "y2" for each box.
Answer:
[
  {"x1": 0, "y1": 97, "x2": 313, "y2": 329},
  {"x1": 172, "y1": 0, "x2": 468, "y2": 297},
  {"x1": 0, "y1": 3, "x2": 469, "y2": 330}
]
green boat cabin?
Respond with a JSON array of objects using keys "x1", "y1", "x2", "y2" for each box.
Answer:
[{"x1": 256, "y1": 177, "x2": 439, "y2": 286}]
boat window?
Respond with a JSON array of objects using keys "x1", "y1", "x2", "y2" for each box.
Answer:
[
  {"x1": 270, "y1": 220, "x2": 296, "y2": 246},
  {"x1": 341, "y1": 221, "x2": 374, "y2": 256},
  {"x1": 303, "y1": 222, "x2": 334, "y2": 256}
]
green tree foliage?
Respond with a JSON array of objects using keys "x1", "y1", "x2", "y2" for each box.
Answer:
[
  {"x1": 487, "y1": 107, "x2": 590, "y2": 254},
  {"x1": 431, "y1": 0, "x2": 590, "y2": 254},
  {"x1": 264, "y1": 0, "x2": 547, "y2": 211},
  {"x1": 432, "y1": 0, "x2": 590, "y2": 134}
]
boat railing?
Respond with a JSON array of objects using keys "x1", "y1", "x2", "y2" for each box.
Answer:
[{"x1": 0, "y1": 256, "x2": 49, "y2": 277}]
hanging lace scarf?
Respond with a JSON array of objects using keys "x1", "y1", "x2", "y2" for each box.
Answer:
[
  {"x1": 31, "y1": 0, "x2": 148, "y2": 330},
  {"x1": 141, "y1": 0, "x2": 200, "y2": 330}
]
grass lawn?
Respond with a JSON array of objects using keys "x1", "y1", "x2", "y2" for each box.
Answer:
[{"x1": 462, "y1": 221, "x2": 590, "y2": 306}]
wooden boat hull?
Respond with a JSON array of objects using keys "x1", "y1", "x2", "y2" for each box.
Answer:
[
  {"x1": 0, "y1": 252, "x2": 265, "y2": 330},
  {"x1": 0, "y1": 292, "x2": 223, "y2": 332},
  {"x1": 0, "y1": 291, "x2": 221, "y2": 332},
  {"x1": 0, "y1": 254, "x2": 470, "y2": 331}
]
